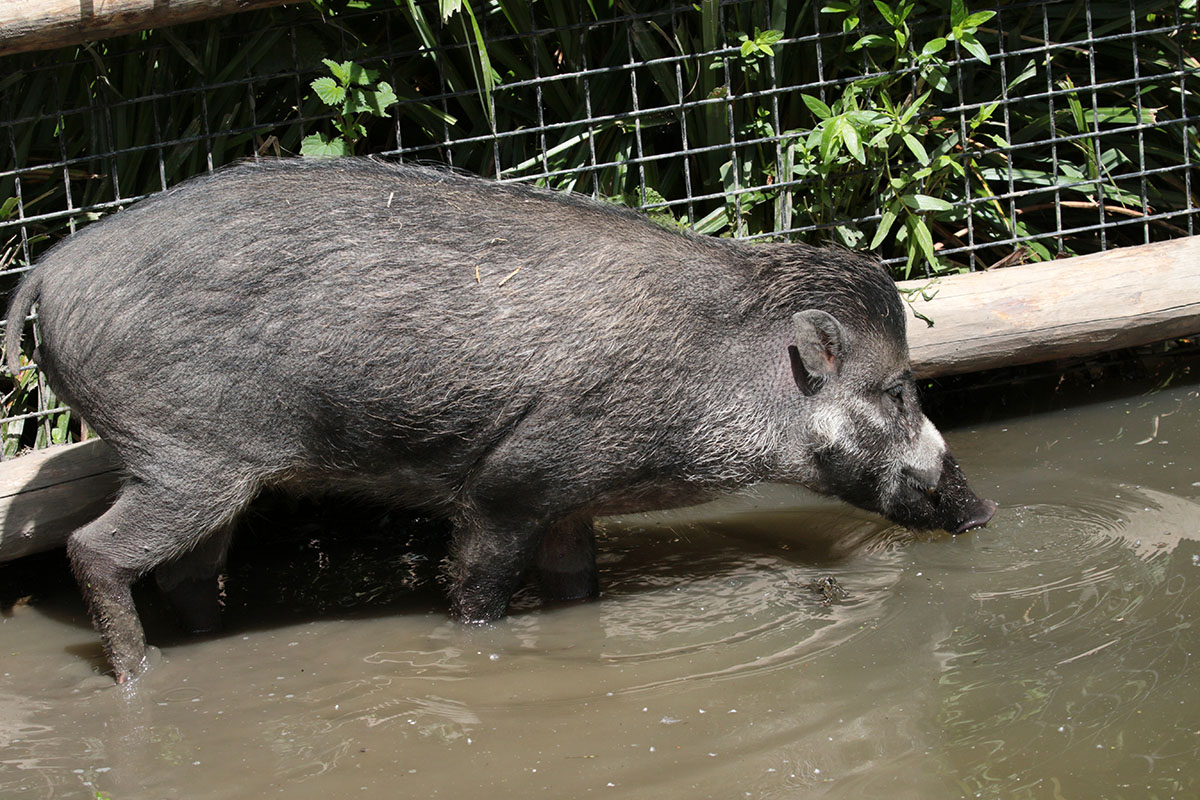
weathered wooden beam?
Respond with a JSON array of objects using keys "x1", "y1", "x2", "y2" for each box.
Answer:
[
  {"x1": 0, "y1": 0, "x2": 304, "y2": 58},
  {"x1": 900, "y1": 236, "x2": 1200, "y2": 378},
  {"x1": 1, "y1": 236, "x2": 1197, "y2": 563},
  {"x1": 0, "y1": 439, "x2": 119, "y2": 562}
]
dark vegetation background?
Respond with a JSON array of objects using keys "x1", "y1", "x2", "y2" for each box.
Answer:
[{"x1": 0, "y1": 0, "x2": 1197, "y2": 451}]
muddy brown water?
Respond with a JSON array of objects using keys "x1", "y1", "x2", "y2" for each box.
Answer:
[{"x1": 2, "y1": 375, "x2": 1199, "y2": 799}]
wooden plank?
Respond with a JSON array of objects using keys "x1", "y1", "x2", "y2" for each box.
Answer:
[
  {"x1": 0, "y1": 439, "x2": 120, "y2": 561},
  {"x1": 900, "y1": 236, "x2": 1200, "y2": 378},
  {"x1": 1, "y1": 236, "x2": 1198, "y2": 563},
  {"x1": 0, "y1": 0, "x2": 304, "y2": 57}
]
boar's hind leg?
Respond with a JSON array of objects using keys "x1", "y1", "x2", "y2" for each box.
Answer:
[
  {"x1": 536, "y1": 514, "x2": 599, "y2": 602},
  {"x1": 67, "y1": 477, "x2": 255, "y2": 683}
]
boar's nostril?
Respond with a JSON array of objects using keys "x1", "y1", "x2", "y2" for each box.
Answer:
[{"x1": 952, "y1": 498, "x2": 997, "y2": 534}]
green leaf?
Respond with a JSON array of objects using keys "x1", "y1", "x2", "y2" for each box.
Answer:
[
  {"x1": 346, "y1": 62, "x2": 379, "y2": 87},
  {"x1": 906, "y1": 215, "x2": 938, "y2": 268},
  {"x1": 962, "y1": 10, "x2": 996, "y2": 29},
  {"x1": 759, "y1": 29, "x2": 784, "y2": 45},
  {"x1": 921, "y1": 37, "x2": 946, "y2": 56},
  {"x1": 950, "y1": 0, "x2": 966, "y2": 28},
  {"x1": 301, "y1": 133, "x2": 352, "y2": 158},
  {"x1": 311, "y1": 76, "x2": 346, "y2": 107},
  {"x1": 851, "y1": 34, "x2": 891, "y2": 51},
  {"x1": 897, "y1": 91, "x2": 930, "y2": 124},
  {"x1": 373, "y1": 81, "x2": 400, "y2": 111},
  {"x1": 322, "y1": 58, "x2": 350, "y2": 85},
  {"x1": 439, "y1": 0, "x2": 463, "y2": 20},
  {"x1": 1007, "y1": 58, "x2": 1038, "y2": 92},
  {"x1": 902, "y1": 193, "x2": 953, "y2": 211},
  {"x1": 926, "y1": 64, "x2": 951, "y2": 93},
  {"x1": 870, "y1": 203, "x2": 900, "y2": 249},
  {"x1": 846, "y1": 109, "x2": 888, "y2": 128},
  {"x1": 802, "y1": 94, "x2": 832, "y2": 120},
  {"x1": 958, "y1": 32, "x2": 991, "y2": 65},
  {"x1": 872, "y1": 0, "x2": 897, "y2": 25},
  {"x1": 841, "y1": 119, "x2": 866, "y2": 163},
  {"x1": 820, "y1": 119, "x2": 841, "y2": 164},
  {"x1": 902, "y1": 133, "x2": 929, "y2": 164}
]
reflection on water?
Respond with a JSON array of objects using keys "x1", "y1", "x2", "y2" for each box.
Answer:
[{"x1": 0, "y1": 384, "x2": 1198, "y2": 799}]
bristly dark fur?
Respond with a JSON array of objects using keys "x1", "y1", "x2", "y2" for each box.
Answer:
[{"x1": 3, "y1": 157, "x2": 991, "y2": 682}]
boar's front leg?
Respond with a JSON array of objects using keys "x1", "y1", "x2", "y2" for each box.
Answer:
[
  {"x1": 448, "y1": 510, "x2": 599, "y2": 621},
  {"x1": 535, "y1": 513, "x2": 598, "y2": 602},
  {"x1": 154, "y1": 524, "x2": 234, "y2": 634},
  {"x1": 448, "y1": 508, "x2": 548, "y2": 623}
]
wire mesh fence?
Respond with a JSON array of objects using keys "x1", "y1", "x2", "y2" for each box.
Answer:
[{"x1": 1, "y1": 0, "x2": 1197, "y2": 453}]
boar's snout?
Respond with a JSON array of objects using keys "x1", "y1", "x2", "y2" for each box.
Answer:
[
  {"x1": 952, "y1": 496, "x2": 997, "y2": 534},
  {"x1": 922, "y1": 451, "x2": 996, "y2": 534}
]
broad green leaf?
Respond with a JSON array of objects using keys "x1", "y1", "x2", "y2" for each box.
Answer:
[
  {"x1": 841, "y1": 119, "x2": 866, "y2": 163},
  {"x1": 834, "y1": 224, "x2": 866, "y2": 248},
  {"x1": 950, "y1": 0, "x2": 966, "y2": 28},
  {"x1": 322, "y1": 58, "x2": 350, "y2": 85},
  {"x1": 311, "y1": 76, "x2": 346, "y2": 107},
  {"x1": 926, "y1": 64, "x2": 951, "y2": 93},
  {"x1": 921, "y1": 37, "x2": 946, "y2": 55},
  {"x1": 958, "y1": 32, "x2": 991, "y2": 64},
  {"x1": 847, "y1": 109, "x2": 888, "y2": 127},
  {"x1": 902, "y1": 193, "x2": 953, "y2": 211},
  {"x1": 301, "y1": 133, "x2": 352, "y2": 158},
  {"x1": 373, "y1": 81, "x2": 400, "y2": 111},
  {"x1": 963, "y1": 10, "x2": 996, "y2": 29},
  {"x1": 851, "y1": 34, "x2": 891, "y2": 51},
  {"x1": 802, "y1": 94, "x2": 832, "y2": 120},
  {"x1": 872, "y1": 0, "x2": 897, "y2": 25},
  {"x1": 346, "y1": 62, "x2": 380, "y2": 86},
  {"x1": 902, "y1": 133, "x2": 930, "y2": 164},
  {"x1": 820, "y1": 119, "x2": 841, "y2": 164}
]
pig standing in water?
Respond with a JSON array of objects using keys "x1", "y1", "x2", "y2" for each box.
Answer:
[{"x1": 5, "y1": 158, "x2": 994, "y2": 682}]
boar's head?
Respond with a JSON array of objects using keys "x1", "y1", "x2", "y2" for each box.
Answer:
[{"x1": 772, "y1": 256, "x2": 995, "y2": 534}]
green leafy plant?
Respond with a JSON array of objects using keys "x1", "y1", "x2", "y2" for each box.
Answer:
[
  {"x1": 301, "y1": 59, "x2": 399, "y2": 157},
  {"x1": 782, "y1": 0, "x2": 1012, "y2": 274}
]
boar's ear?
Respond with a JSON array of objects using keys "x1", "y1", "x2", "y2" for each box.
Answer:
[{"x1": 789, "y1": 310, "x2": 846, "y2": 396}]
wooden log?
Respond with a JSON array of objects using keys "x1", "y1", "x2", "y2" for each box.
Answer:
[
  {"x1": 1, "y1": 236, "x2": 1198, "y2": 563},
  {"x1": 0, "y1": 0, "x2": 304, "y2": 58},
  {"x1": 899, "y1": 236, "x2": 1200, "y2": 378},
  {"x1": 0, "y1": 439, "x2": 119, "y2": 562}
]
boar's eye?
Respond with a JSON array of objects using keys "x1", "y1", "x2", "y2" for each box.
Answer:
[{"x1": 884, "y1": 382, "x2": 904, "y2": 404}]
